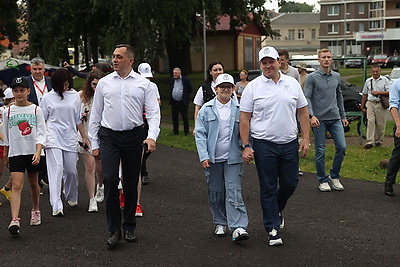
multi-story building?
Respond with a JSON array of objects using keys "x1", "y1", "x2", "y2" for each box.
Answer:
[
  {"x1": 319, "y1": 0, "x2": 400, "y2": 57},
  {"x1": 263, "y1": 12, "x2": 320, "y2": 56}
]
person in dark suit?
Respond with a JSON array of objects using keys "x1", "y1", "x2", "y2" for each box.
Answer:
[
  {"x1": 169, "y1": 67, "x2": 193, "y2": 135},
  {"x1": 24, "y1": 57, "x2": 53, "y2": 190}
]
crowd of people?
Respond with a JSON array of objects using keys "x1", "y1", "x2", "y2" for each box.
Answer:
[{"x1": 1, "y1": 44, "x2": 400, "y2": 249}]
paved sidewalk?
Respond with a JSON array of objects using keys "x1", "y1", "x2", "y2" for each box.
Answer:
[{"x1": 0, "y1": 144, "x2": 399, "y2": 266}]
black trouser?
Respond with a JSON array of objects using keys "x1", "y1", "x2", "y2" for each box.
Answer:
[
  {"x1": 386, "y1": 127, "x2": 400, "y2": 186},
  {"x1": 171, "y1": 100, "x2": 189, "y2": 134},
  {"x1": 99, "y1": 126, "x2": 145, "y2": 233},
  {"x1": 38, "y1": 154, "x2": 48, "y2": 187}
]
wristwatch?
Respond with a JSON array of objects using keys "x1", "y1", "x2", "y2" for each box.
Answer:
[{"x1": 241, "y1": 144, "x2": 250, "y2": 149}]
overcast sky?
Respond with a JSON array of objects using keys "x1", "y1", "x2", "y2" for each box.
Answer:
[{"x1": 264, "y1": 0, "x2": 320, "y2": 12}]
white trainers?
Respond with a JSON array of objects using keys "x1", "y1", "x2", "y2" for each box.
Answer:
[
  {"x1": 95, "y1": 184, "x2": 104, "y2": 202},
  {"x1": 88, "y1": 198, "x2": 98, "y2": 213},
  {"x1": 52, "y1": 210, "x2": 64, "y2": 217},
  {"x1": 268, "y1": 228, "x2": 283, "y2": 246},
  {"x1": 8, "y1": 217, "x2": 20, "y2": 236},
  {"x1": 67, "y1": 200, "x2": 78, "y2": 207},
  {"x1": 232, "y1": 227, "x2": 249, "y2": 242},
  {"x1": 319, "y1": 182, "x2": 332, "y2": 192},
  {"x1": 215, "y1": 225, "x2": 226, "y2": 236},
  {"x1": 30, "y1": 210, "x2": 41, "y2": 226},
  {"x1": 329, "y1": 178, "x2": 344, "y2": 191}
]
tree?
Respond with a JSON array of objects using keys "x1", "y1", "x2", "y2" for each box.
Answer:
[
  {"x1": 278, "y1": 1, "x2": 314, "y2": 13},
  {"x1": 0, "y1": 0, "x2": 21, "y2": 52}
]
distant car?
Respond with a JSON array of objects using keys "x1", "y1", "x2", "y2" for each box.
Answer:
[
  {"x1": 341, "y1": 79, "x2": 362, "y2": 112},
  {"x1": 384, "y1": 56, "x2": 400, "y2": 68},
  {"x1": 371, "y1": 54, "x2": 388, "y2": 66},
  {"x1": 389, "y1": 67, "x2": 400, "y2": 86},
  {"x1": 345, "y1": 59, "x2": 363, "y2": 68}
]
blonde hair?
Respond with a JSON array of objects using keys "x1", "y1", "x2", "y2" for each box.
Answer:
[{"x1": 318, "y1": 48, "x2": 332, "y2": 57}]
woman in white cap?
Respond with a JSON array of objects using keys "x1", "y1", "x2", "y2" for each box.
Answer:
[{"x1": 195, "y1": 73, "x2": 249, "y2": 242}]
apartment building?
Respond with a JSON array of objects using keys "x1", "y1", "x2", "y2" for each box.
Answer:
[
  {"x1": 319, "y1": 0, "x2": 400, "y2": 57},
  {"x1": 262, "y1": 12, "x2": 320, "y2": 56}
]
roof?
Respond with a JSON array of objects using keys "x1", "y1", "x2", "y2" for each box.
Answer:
[
  {"x1": 207, "y1": 13, "x2": 265, "y2": 35},
  {"x1": 271, "y1": 12, "x2": 320, "y2": 25}
]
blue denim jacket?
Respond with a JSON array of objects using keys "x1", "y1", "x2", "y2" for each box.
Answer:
[{"x1": 195, "y1": 98, "x2": 242, "y2": 164}]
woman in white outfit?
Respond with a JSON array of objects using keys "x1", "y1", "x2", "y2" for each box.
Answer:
[
  {"x1": 78, "y1": 70, "x2": 105, "y2": 212},
  {"x1": 40, "y1": 68, "x2": 89, "y2": 217}
]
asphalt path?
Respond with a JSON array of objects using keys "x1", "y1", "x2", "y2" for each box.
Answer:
[{"x1": 0, "y1": 144, "x2": 399, "y2": 266}]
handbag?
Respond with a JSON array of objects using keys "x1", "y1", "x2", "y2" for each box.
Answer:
[{"x1": 371, "y1": 79, "x2": 389, "y2": 109}]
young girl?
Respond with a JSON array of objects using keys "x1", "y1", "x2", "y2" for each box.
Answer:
[
  {"x1": 40, "y1": 68, "x2": 90, "y2": 217},
  {"x1": 195, "y1": 74, "x2": 249, "y2": 242},
  {"x1": 78, "y1": 70, "x2": 104, "y2": 212},
  {"x1": 2, "y1": 77, "x2": 46, "y2": 236}
]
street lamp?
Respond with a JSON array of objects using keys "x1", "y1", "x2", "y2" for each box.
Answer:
[
  {"x1": 203, "y1": 0, "x2": 207, "y2": 80},
  {"x1": 343, "y1": 0, "x2": 347, "y2": 56},
  {"x1": 381, "y1": 2, "x2": 384, "y2": 54}
]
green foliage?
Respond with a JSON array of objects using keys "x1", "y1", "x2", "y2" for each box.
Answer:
[
  {"x1": 0, "y1": 0, "x2": 21, "y2": 48},
  {"x1": 279, "y1": 1, "x2": 314, "y2": 12}
]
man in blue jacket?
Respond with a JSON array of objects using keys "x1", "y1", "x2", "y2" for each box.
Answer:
[{"x1": 169, "y1": 67, "x2": 192, "y2": 135}]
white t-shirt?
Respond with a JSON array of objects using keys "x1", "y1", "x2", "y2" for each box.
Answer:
[
  {"x1": 2, "y1": 104, "x2": 46, "y2": 157},
  {"x1": 40, "y1": 90, "x2": 82, "y2": 152},
  {"x1": 240, "y1": 73, "x2": 308, "y2": 144},
  {"x1": 214, "y1": 99, "x2": 231, "y2": 162}
]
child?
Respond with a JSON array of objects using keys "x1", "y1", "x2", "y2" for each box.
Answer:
[
  {"x1": 2, "y1": 77, "x2": 46, "y2": 236},
  {"x1": 195, "y1": 73, "x2": 249, "y2": 242}
]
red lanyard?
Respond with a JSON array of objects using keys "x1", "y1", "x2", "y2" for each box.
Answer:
[{"x1": 33, "y1": 80, "x2": 47, "y2": 95}]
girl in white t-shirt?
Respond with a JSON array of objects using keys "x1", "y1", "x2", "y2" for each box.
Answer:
[
  {"x1": 40, "y1": 69, "x2": 90, "y2": 217},
  {"x1": 2, "y1": 77, "x2": 46, "y2": 236}
]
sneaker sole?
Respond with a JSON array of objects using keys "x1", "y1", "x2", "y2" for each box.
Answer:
[
  {"x1": 9, "y1": 225, "x2": 20, "y2": 236},
  {"x1": 318, "y1": 187, "x2": 331, "y2": 192},
  {"x1": 233, "y1": 234, "x2": 249, "y2": 242},
  {"x1": 30, "y1": 221, "x2": 41, "y2": 226},
  {"x1": 88, "y1": 209, "x2": 98, "y2": 213},
  {"x1": 269, "y1": 238, "x2": 283, "y2": 246},
  {"x1": 135, "y1": 213, "x2": 143, "y2": 217}
]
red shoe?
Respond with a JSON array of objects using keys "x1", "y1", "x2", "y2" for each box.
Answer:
[
  {"x1": 119, "y1": 190, "x2": 125, "y2": 209},
  {"x1": 135, "y1": 204, "x2": 143, "y2": 217}
]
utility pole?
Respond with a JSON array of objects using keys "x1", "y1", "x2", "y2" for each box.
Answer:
[{"x1": 203, "y1": 0, "x2": 207, "y2": 80}]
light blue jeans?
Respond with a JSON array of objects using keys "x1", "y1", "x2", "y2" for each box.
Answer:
[
  {"x1": 313, "y1": 119, "x2": 347, "y2": 183},
  {"x1": 204, "y1": 162, "x2": 248, "y2": 231}
]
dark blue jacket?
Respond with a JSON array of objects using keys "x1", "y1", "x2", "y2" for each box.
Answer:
[
  {"x1": 169, "y1": 75, "x2": 193, "y2": 106},
  {"x1": 25, "y1": 75, "x2": 53, "y2": 106}
]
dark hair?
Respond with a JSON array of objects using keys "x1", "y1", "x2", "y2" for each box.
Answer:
[
  {"x1": 116, "y1": 44, "x2": 135, "y2": 58},
  {"x1": 80, "y1": 70, "x2": 104, "y2": 104},
  {"x1": 205, "y1": 61, "x2": 224, "y2": 82},
  {"x1": 51, "y1": 68, "x2": 73, "y2": 100},
  {"x1": 278, "y1": 49, "x2": 289, "y2": 59}
]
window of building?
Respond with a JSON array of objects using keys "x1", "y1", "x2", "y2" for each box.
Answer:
[
  {"x1": 328, "y1": 24, "x2": 339, "y2": 34},
  {"x1": 396, "y1": 2, "x2": 400, "y2": 8},
  {"x1": 396, "y1": 21, "x2": 400, "y2": 28},
  {"x1": 328, "y1": 5, "x2": 339, "y2": 15},
  {"x1": 369, "y1": 2, "x2": 383, "y2": 18},
  {"x1": 359, "y1": 23, "x2": 364, "y2": 32},
  {"x1": 298, "y1": 29, "x2": 304, "y2": 40},
  {"x1": 346, "y1": 23, "x2": 350, "y2": 33},
  {"x1": 358, "y1": 4, "x2": 364, "y2": 14},
  {"x1": 311, "y1": 29, "x2": 316, "y2": 40},
  {"x1": 244, "y1": 37, "x2": 253, "y2": 70},
  {"x1": 369, "y1": 20, "x2": 382, "y2": 29},
  {"x1": 288, "y1": 29, "x2": 295, "y2": 40},
  {"x1": 274, "y1": 30, "x2": 281, "y2": 40}
]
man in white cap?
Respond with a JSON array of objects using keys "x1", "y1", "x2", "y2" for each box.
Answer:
[
  {"x1": 195, "y1": 73, "x2": 249, "y2": 242},
  {"x1": 240, "y1": 46, "x2": 310, "y2": 246},
  {"x1": 296, "y1": 62, "x2": 308, "y2": 90}
]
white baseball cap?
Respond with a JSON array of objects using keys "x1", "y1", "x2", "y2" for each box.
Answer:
[
  {"x1": 215, "y1": 73, "x2": 235, "y2": 87},
  {"x1": 138, "y1": 63, "x2": 153, "y2": 78},
  {"x1": 258, "y1": 46, "x2": 279, "y2": 61},
  {"x1": 4, "y1": 88, "x2": 14, "y2": 99}
]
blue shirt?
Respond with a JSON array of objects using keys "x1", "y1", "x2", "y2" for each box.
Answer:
[{"x1": 389, "y1": 79, "x2": 400, "y2": 114}]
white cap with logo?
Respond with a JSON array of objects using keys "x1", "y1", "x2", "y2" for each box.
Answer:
[
  {"x1": 258, "y1": 46, "x2": 279, "y2": 61},
  {"x1": 215, "y1": 73, "x2": 235, "y2": 87},
  {"x1": 138, "y1": 63, "x2": 153, "y2": 78},
  {"x1": 4, "y1": 88, "x2": 14, "y2": 99}
]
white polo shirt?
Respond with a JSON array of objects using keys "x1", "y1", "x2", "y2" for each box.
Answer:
[{"x1": 240, "y1": 73, "x2": 308, "y2": 144}]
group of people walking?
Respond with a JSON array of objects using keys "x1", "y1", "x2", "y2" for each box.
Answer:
[{"x1": 2, "y1": 43, "x2": 400, "y2": 250}]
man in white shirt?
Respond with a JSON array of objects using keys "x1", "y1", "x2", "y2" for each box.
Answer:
[
  {"x1": 240, "y1": 46, "x2": 310, "y2": 246},
  {"x1": 25, "y1": 57, "x2": 53, "y2": 191},
  {"x1": 89, "y1": 44, "x2": 160, "y2": 249}
]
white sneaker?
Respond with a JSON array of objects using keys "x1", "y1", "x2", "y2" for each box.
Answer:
[
  {"x1": 52, "y1": 210, "x2": 64, "y2": 217},
  {"x1": 67, "y1": 200, "x2": 78, "y2": 207},
  {"x1": 268, "y1": 228, "x2": 283, "y2": 246},
  {"x1": 88, "y1": 198, "x2": 98, "y2": 213},
  {"x1": 232, "y1": 227, "x2": 249, "y2": 242},
  {"x1": 95, "y1": 184, "x2": 104, "y2": 202},
  {"x1": 329, "y1": 178, "x2": 344, "y2": 191},
  {"x1": 319, "y1": 182, "x2": 332, "y2": 192},
  {"x1": 215, "y1": 225, "x2": 226, "y2": 236}
]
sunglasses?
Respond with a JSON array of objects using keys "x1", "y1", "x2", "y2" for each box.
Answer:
[{"x1": 218, "y1": 85, "x2": 233, "y2": 90}]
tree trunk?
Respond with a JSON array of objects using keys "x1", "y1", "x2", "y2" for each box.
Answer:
[{"x1": 165, "y1": 37, "x2": 192, "y2": 76}]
